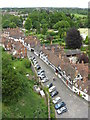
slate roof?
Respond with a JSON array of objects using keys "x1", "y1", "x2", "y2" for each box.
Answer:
[{"x1": 65, "y1": 49, "x2": 81, "y2": 56}]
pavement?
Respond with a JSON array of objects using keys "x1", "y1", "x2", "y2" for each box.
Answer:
[{"x1": 27, "y1": 50, "x2": 89, "y2": 118}]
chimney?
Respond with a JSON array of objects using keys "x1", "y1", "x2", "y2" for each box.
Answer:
[
  {"x1": 51, "y1": 47, "x2": 55, "y2": 53},
  {"x1": 47, "y1": 53, "x2": 49, "y2": 58},
  {"x1": 70, "y1": 59, "x2": 72, "y2": 64},
  {"x1": 82, "y1": 60, "x2": 84, "y2": 64},
  {"x1": 61, "y1": 56, "x2": 64, "y2": 61},
  {"x1": 83, "y1": 77, "x2": 87, "y2": 83},
  {"x1": 59, "y1": 53, "x2": 61, "y2": 59},
  {"x1": 75, "y1": 69, "x2": 78, "y2": 76},
  {"x1": 36, "y1": 41, "x2": 37, "y2": 45}
]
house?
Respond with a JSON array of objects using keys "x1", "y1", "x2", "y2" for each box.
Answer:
[
  {"x1": 72, "y1": 62, "x2": 89, "y2": 83},
  {"x1": 24, "y1": 36, "x2": 40, "y2": 51},
  {"x1": 3, "y1": 28, "x2": 25, "y2": 44},
  {"x1": 1, "y1": 37, "x2": 14, "y2": 51},
  {"x1": 73, "y1": 80, "x2": 90, "y2": 101},
  {"x1": 12, "y1": 41, "x2": 27, "y2": 58}
]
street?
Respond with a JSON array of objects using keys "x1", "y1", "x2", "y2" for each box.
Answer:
[{"x1": 27, "y1": 50, "x2": 88, "y2": 118}]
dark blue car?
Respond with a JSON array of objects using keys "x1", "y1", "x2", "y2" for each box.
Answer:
[{"x1": 55, "y1": 102, "x2": 66, "y2": 110}]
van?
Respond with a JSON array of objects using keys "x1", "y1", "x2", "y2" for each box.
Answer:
[{"x1": 49, "y1": 86, "x2": 56, "y2": 93}]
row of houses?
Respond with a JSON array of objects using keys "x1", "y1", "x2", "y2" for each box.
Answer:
[
  {"x1": 1, "y1": 28, "x2": 40, "y2": 58},
  {"x1": 1, "y1": 28, "x2": 90, "y2": 101},
  {"x1": 34, "y1": 44, "x2": 90, "y2": 101}
]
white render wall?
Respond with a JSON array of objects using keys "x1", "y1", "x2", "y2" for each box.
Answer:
[{"x1": 72, "y1": 86, "x2": 89, "y2": 101}]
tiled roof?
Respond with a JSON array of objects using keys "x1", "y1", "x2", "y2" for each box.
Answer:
[
  {"x1": 72, "y1": 63, "x2": 89, "y2": 78},
  {"x1": 25, "y1": 36, "x2": 40, "y2": 48},
  {"x1": 60, "y1": 62, "x2": 76, "y2": 80},
  {"x1": 5, "y1": 28, "x2": 25, "y2": 39},
  {"x1": 13, "y1": 41, "x2": 23, "y2": 51}
]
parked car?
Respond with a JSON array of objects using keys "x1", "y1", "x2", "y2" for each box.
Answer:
[
  {"x1": 52, "y1": 97, "x2": 61, "y2": 104},
  {"x1": 33, "y1": 60, "x2": 38, "y2": 65},
  {"x1": 56, "y1": 106, "x2": 67, "y2": 115},
  {"x1": 32, "y1": 56, "x2": 35, "y2": 60},
  {"x1": 40, "y1": 75, "x2": 46, "y2": 80},
  {"x1": 51, "y1": 90, "x2": 58, "y2": 97},
  {"x1": 41, "y1": 77, "x2": 49, "y2": 83},
  {"x1": 55, "y1": 102, "x2": 66, "y2": 110},
  {"x1": 38, "y1": 72, "x2": 46, "y2": 77},
  {"x1": 47, "y1": 83, "x2": 53, "y2": 88},
  {"x1": 49, "y1": 86, "x2": 56, "y2": 93},
  {"x1": 36, "y1": 65, "x2": 41, "y2": 70},
  {"x1": 33, "y1": 59, "x2": 36, "y2": 62},
  {"x1": 37, "y1": 69, "x2": 45, "y2": 75}
]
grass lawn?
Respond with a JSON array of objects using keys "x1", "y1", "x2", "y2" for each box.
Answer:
[
  {"x1": 2, "y1": 58, "x2": 48, "y2": 118},
  {"x1": 74, "y1": 14, "x2": 87, "y2": 18}
]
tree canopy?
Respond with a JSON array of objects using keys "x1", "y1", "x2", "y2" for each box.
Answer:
[
  {"x1": 65, "y1": 28, "x2": 83, "y2": 49},
  {"x1": 24, "y1": 18, "x2": 32, "y2": 30},
  {"x1": 2, "y1": 14, "x2": 23, "y2": 28},
  {"x1": 2, "y1": 50, "x2": 28, "y2": 104}
]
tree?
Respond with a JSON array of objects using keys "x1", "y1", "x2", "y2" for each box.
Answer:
[
  {"x1": 65, "y1": 28, "x2": 82, "y2": 49},
  {"x1": 9, "y1": 22, "x2": 16, "y2": 28},
  {"x1": 2, "y1": 20, "x2": 10, "y2": 28},
  {"x1": 2, "y1": 14, "x2": 23, "y2": 28},
  {"x1": 2, "y1": 51, "x2": 28, "y2": 104},
  {"x1": 24, "y1": 18, "x2": 32, "y2": 30},
  {"x1": 35, "y1": 21, "x2": 40, "y2": 34},
  {"x1": 53, "y1": 20, "x2": 70, "y2": 38}
]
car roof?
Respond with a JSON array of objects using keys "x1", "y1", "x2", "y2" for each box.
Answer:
[
  {"x1": 60, "y1": 106, "x2": 66, "y2": 111},
  {"x1": 50, "y1": 85, "x2": 55, "y2": 88}
]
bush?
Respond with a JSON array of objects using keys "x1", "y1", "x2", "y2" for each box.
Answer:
[{"x1": 24, "y1": 59, "x2": 31, "y2": 68}]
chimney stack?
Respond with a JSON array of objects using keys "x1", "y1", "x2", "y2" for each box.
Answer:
[
  {"x1": 59, "y1": 53, "x2": 61, "y2": 59},
  {"x1": 51, "y1": 46, "x2": 55, "y2": 53},
  {"x1": 82, "y1": 60, "x2": 84, "y2": 64},
  {"x1": 75, "y1": 69, "x2": 78, "y2": 76}
]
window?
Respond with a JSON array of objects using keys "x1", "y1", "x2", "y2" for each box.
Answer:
[
  {"x1": 83, "y1": 94, "x2": 86, "y2": 97},
  {"x1": 74, "y1": 89, "x2": 77, "y2": 91}
]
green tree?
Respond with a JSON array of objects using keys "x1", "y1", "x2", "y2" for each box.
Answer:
[
  {"x1": 9, "y1": 22, "x2": 16, "y2": 28},
  {"x1": 24, "y1": 18, "x2": 32, "y2": 30},
  {"x1": 2, "y1": 51, "x2": 28, "y2": 104},
  {"x1": 41, "y1": 19, "x2": 48, "y2": 35},
  {"x1": 53, "y1": 20, "x2": 70, "y2": 38}
]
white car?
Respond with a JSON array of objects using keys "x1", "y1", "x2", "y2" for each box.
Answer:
[
  {"x1": 41, "y1": 77, "x2": 49, "y2": 83},
  {"x1": 49, "y1": 86, "x2": 56, "y2": 93},
  {"x1": 56, "y1": 106, "x2": 67, "y2": 115},
  {"x1": 52, "y1": 97, "x2": 61, "y2": 104},
  {"x1": 38, "y1": 72, "x2": 45, "y2": 77}
]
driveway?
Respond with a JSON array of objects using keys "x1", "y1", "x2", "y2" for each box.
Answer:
[{"x1": 27, "y1": 50, "x2": 88, "y2": 118}]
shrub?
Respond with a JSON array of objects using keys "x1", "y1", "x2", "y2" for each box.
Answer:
[{"x1": 24, "y1": 59, "x2": 31, "y2": 68}]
